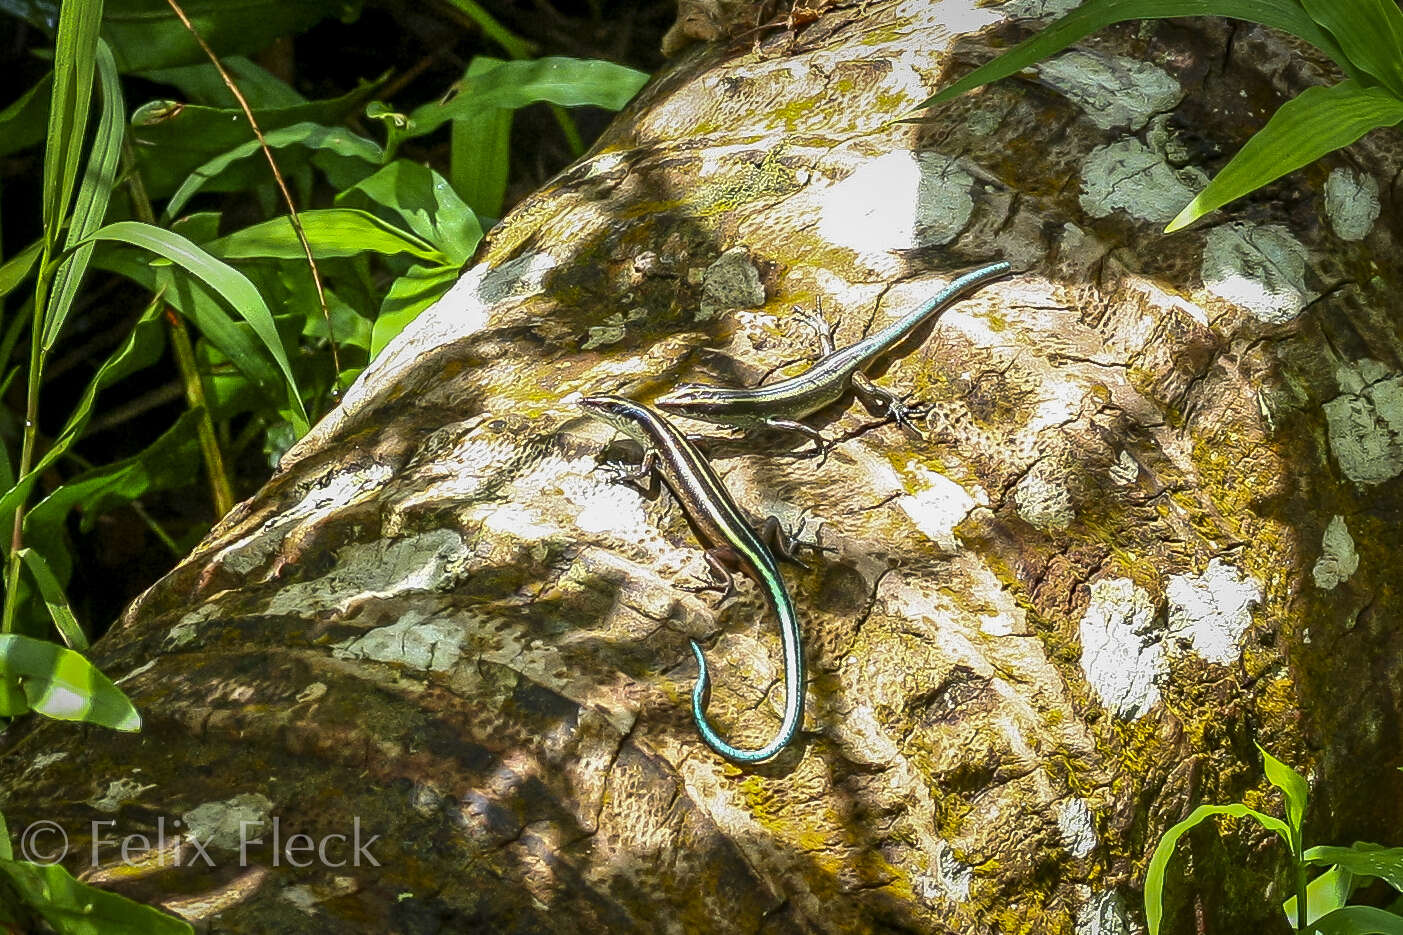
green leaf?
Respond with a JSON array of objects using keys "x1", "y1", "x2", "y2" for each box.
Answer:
[
  {"x1": 397, "y1": 56, "x2": 648, "y2": 142},
  {"x1": 1300, "y1": 0, "x2": 1403, "y2": 98},
  {"x1": 1305, "y1": 845, "x2": 1403, "y2": 891},
  {"x1": 0, "y1": 71, "x2": 52, "y2": 160},
  {"x1": 1310, "y1": 906, "x2": 1403, "y2": 935},
  {"x1": 1259, "y1": 745, "x2": 1309, "y2": 839},
  {"x1": 46, "y1": 40, "x2": 125, "y2": 353},
  {"x1": 372, "y1": 264, "x2": 459, "y2": 357},
  {"x1": 0, "y1": 857, "x2": 193, "y2": 933},
  {"x1": 915, "y1": 0, "x2": 1359, "y2": 112},
  {"x1": 0, "y1": 811, "x2": 11, "y2": 861},
  {"x1": 42, "y1": 0, "x2": 105, "y2": 243},
  {"x1": 140, "y1": 55, "x2": 304, "y2": 108},
  {"x1": 207, "y1": 208, "x2": 446, "y2": 262},
  {"x1": 0, "y1": 633, "x2": 139, "y2": 731},
  {"x1": 1165, "y1": 79, "x2": 1403, "y2": 231},
  {"x1": 166, "y1": 122, "x2": 384, "y2": 218},
  {"x1": 0, "y1": 240, "x2": 42, "y2": 301},
  {"x1": 451, "y1": 57, "x2": 514, "y2": 219},
  {"x1": 16, "y1": 549, "x2": 87, "y2": 652},
  {"x1": 1285, "y1": 864, "x2": 1355, "y2": 927},
  {"x1": 336, "y1": 161, "x2": 483, "y2": 263},
  {"x1": 1145, "y1": 803, "x2": 1293, "y2": 935},
  {"x1": 84, "y1": 221, "x2": 309, "y2": 433}
]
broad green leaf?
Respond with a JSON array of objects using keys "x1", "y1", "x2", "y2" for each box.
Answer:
[
  {"x1": 398, "y1": 56, "x2": 648, "y2": 141},
  {"x1": 1145, "y1": 803, "x2": 1293, "y2": 935},
  {"x1": 42, "y1": 0, "x2": 104, "y2": 243},
  {"x1": 166, "y1": 122, "x2": 384, "y2": 217},
  {"x1": 0, "y1": 72, "x2": 51, "y2": 160},
  {"x1": 85, "y1": 221, "x2": 309, "y2": 433},
  {"x1": 0, "y1": 811, "x2": 10, "y2": 861},
  {"x1": 1286, "y1": 865, "x2": 1357, "y2": 927},
  {"x1": 207, "y1": 208, "x2": 445, "y2": 262},
  {"x1": 451, "y1": 57, "x2": 514, "y2": 219},
  {"x1": 141, "y1": 55, "x2": 304, "y2": 108},
  {"x1": 24, "y1": 410, "x2": 203, "y2": 590},
  {"x1": 439, "y1": 0, "x2": 532, "y2": 59},
  {"x1": 1305, "y1": 845, "x2": 1403, "y2": 891},
  {"x1": 337, "y1": 161, "x2": 483, "y2": 263},
  {"x1": 372, "y1": 264, "x2": 459, "y2": 357},
  {"x1": 0, "y1": 633, "x2": 139, "y2": 731},
  {"x1": 1259, "y1": 745, "x2": 1309, "y2": 839},
  {"x1": 0, "y1": 857, "x2": 193, "y2": 933},
  {"x1": 1311, "y1": 906, "x2": 1403, "y2": 935},
  {"x1": 1165, "y1": 80, "x2": 1403, "y2": 231},
  {"x1": 1300, "y1": 0, "x2": 1403, "y2": 98},
  {"x1": 916, "y1": 0, "x2": 1358, "y2": 112},
  {"x1": 46, "y1": 41, "x2": 125, "y2": 353},
  {"x1": 16, "y1": 550, "x2": 86, "y2": 652},
  {"x1": 0, "y1": 240, "x2": 42, "y2": 300}
]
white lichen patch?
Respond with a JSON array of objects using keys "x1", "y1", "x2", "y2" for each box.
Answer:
[
  {"x1": 1080, "y1": 139, "x2": 1205, "y2": 224},
  {"x1": 557, "y1": 457, "x2": 654, "y2": 539},
  {"x1": 1323, "y1": 359, "x2": 1403, "y2": 486},
  {"x1": 22, "y1": 751, "x2": 66, "y2": 778},
  {"x1": 1324, "y1": 168, "x2": 1380, "y2": 241},
  {"x1": 1109, "y1": 450, "x2": 1140, "y2": 485},
  {"x1": 1057, "y1": 797, "x2": 1097, "y2": 858},
  {"x1": 1079, "y1": 578, "x2": 1163, "y2": 718},
  {"x1": 182, "y1": 793, "x2": 274, "y2": 853},
  {"x1": 333, "y1": 610, "x2": 465, "y2": 673},
  {"x1": 898, "y1": 462, "x2": 988, "y2": 551},
  {"x1": 1165, "y1": 559, "x2": 1262, "y2": 664},
  {"x1": 1313, "y1": 515, "x2": 1359, "y2": 590},
  {"x1": 1012, "y1": 464, "x2": 1074, "y2": 531},
  {"x1": 1076, "y1": 889, "x2": 1139, "y2": 935},
  {"x1": 89, "y1": 777, "x2": 156, "y2": 813},
  {"x1": 1037, "y1": 51, "x2": 1182, "y2": 131},
  {"x1": 818, "y1": 152, "x2": 974, "y2": 257},
  {"x1": 1202, "y1": 223, "x2": 1313, "y2": 324},
  {"x1": 262, "y1": 528, "x2": 470, "y2": 618},
  {"x1": 699, "y1": 246, "x2": 765, "y2": 317}
]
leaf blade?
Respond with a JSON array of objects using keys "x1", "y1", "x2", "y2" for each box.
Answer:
[
  {"x1": 0, "y1": 633, "x2": 139, "y2": 731},
  {"x1": 1300, "y1": 0, "x2": 1403, "y2": 97}
]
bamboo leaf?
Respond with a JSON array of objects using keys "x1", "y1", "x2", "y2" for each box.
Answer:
[
  {"x1": 1165, "y1": 79, "x2": 1403, "y2": 231},
  {"x1": 0, "y1": 241, "x2": 42, "y2": 300},
  {"x1": 207, "y1": 208, "x2": 446, "y2": 262},
  {"x1": 451, "y1": 57, "x2": 514, "y2": 219},
  {"x1": 45, "y1": 40, "x2": 125, "y2": 353},
  {"x1": 337, "y1": 162, "x2": 483, "y2": 263},
  {"x1": 1305, "y1": 845, "x2": 1403, "y2": 891},
  {"x1": 1259, "y1": 745, "x2": 1309, "y2": 839},
  {"x1": 15, "y1": 549, "x2": 86, "y2": 652},
  {"x1": 1300, "y1": 0, "x2": 1403, "y2": 97},
  {"x1": 0, "y1": 633, "x2": 139, "y2": 731},
  {"x1": 915, "y1": 0, "x2": 1358, "y2": 112},
  {"x1": 1284, "y1": 864, "x2": 1356, "y2": 927},
  {"x1": 85, "y1": 221, "x2": 310, "y2": 433},
  {"x1": 1145, "y1": 803, "x2": 1293, "y2": 935},
  {"x1": 42, "y1": 0, "x2": 105, "y2": 243},
  {"x1": 1310, "y1": 906, "x2": 1403, "y2": 935}
]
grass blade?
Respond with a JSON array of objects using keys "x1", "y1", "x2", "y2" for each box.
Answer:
[
  {"x1": 0, "y1": 72, "x2": 52, "y2": 160},
  {"x1": 45, "y1": 40, "x2": 125, "y2": 353},
  {"x1": 208, "y1": 208, "x2": 446, "y2": 262},
  {"x1": 1166, "y1": 79, "x2": 1403, "y2": 230},
  {"x1": 42, "y1": 0, "x2": 105, "y2": 243},
  {"x1": 1300, "y1": 0, "x2": 1403, "y2": 97},
  {"x1": 85, "y1": 220, "x2": 310, "y2": 433},
  {"x1": 915, "y1": 0, "x2": 1358, "y2": 111},
  {"x1": 0, "y1": 241, "x2": 41, "y2": 301},
  {"x1": 0, "y1": 633, "x2": 139, "y2": 731},
  {"x1": 15, "y1": 549, "x2": 87, "y2": 651}
]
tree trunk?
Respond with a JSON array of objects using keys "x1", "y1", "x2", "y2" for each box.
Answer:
[{"x1": 4, "y1": 2, "x2": 1400, "y2": 932}]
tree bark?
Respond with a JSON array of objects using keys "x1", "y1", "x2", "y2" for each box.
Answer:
[{"x1": 4, "y1": 2, "x2": 1401, "y2": 932}]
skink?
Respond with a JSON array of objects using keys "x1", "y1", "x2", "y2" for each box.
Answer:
[
  {"x1": 655, "y1": 261, "x2": 1012, "y2": 449},
  {"x1": 579, "y1": 394, "x2": 803, "y2": 763}
]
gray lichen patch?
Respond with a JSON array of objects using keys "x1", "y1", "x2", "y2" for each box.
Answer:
[
  {"x1": 1012, "y1": 463, "x2": 1074, "y2": 531},
  {"x1": 1201, "y1": 223, "x2": 1313, "y2": 324},
  {"x1": 1037, "y1": 50, "x2": 1182, "y2": 131},
  {"x1": 1056, "y1": 797, "x2": 1097, "y2": 858},
  {"x1": 1324, "y1": 168, "x2": 1380, "y2": 242},
  {"x1": 699, "y1": 246, "x2": 766, "y2": 318},
  {"x1": 333, "y1": 610, "x2": 466, "y2": 673},
  {"x1": 1323, "y1": 359, "x2": 1403, "y2": 486},
  {"x1": 818, "y1": 151, "x2": 974, "y2": 257},
  {"x1": 1078, "y1": 578, "x2": 1162, "y2": 719},
  {"x1": 89, "y1": 777, "x2": 156, "y2": 813},
  {"x1": 1079, "y1": 139, "x2": 1205, "y2": 224},
  {"x1": 1313, "y1": 515, "x2": 1360, "y2": 590},
  {"x1": 1075, "y1": 889, "x2": 1139, "y2": 935},
  {"x1": 182, "y1": 793, "x2": 275, "y2": 853},
  {"x1": 1165, "y1": 559, "x2": 1262, "y2": 665}
]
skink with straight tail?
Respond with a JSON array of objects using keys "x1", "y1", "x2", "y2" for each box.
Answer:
[
  {"x1": 579, "y1": 394, "x2": 803, "y2": 763},
  {"x1": 655, "y1": 261, "x2": 1012, "y2": 450}
]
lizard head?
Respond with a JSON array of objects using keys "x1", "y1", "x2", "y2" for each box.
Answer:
[{"x1": 578, "y1": 394, "x2": 651, "y2": 442}]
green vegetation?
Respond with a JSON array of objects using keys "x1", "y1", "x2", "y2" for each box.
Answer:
[
  {"x1": 1146, "y1": 747, "x2": 1403, "y2": 934},
  {"x1": 917, "y1": 0, "x2": 1403, "y2": 232}
]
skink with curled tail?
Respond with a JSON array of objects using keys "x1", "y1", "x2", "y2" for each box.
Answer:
[{"x1": 579, "y1": 394, "x2": 803, "y2": 763}]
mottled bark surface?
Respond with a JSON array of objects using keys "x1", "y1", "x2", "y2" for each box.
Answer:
[{"x1": 3, "y1": 1, "x2": 1401, "y2": 932}]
